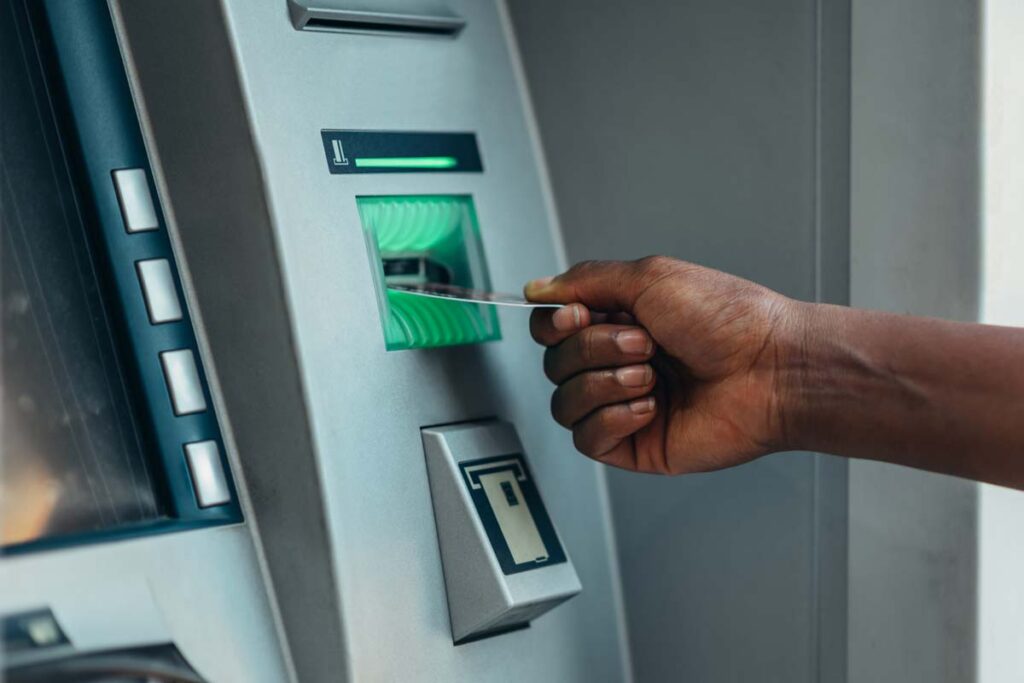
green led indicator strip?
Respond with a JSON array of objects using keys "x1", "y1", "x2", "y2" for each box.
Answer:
[{"x1": 354, "y1": 156, "x2": 458, "y2": 169}]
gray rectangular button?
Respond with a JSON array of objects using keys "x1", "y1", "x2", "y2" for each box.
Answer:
[
  {"x1": 136, "y1": 259, "x2": 183, "y2": 324},
  {"x1": 112, "y1": 168, "x2": 159, "y2": 232},
  {"x1": 160, "y1": 349, "x2": 207, "y2": 415},
  {"x1": 184, "y1": 440, "x2": 231, "y2": 507}
]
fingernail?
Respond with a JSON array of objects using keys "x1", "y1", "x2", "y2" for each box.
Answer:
[
  {"x1": 614, "y1": 330, "x2": 652, "y2": 355},
  {"x1": 616, "y1": 365, "x2": 652, "y2": 387},
  {"x1": 629, "y1": 396, "x2": 656, "y2": 414},
  {"x1": 552, "y1": 304, "x2": 581, "y2": 331},
  {"x1": 524, "y1": 276, "x2": 555, "y2": 297}
]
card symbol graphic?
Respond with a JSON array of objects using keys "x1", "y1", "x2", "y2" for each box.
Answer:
[
  {"x1": 330, "y1": 139, "x2": 348, "y2": 166},
  {"x1": 457, "y1": 454, "x2": 568, "y2": 575}
]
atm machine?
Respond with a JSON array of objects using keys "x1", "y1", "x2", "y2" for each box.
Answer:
[{"x1": 1, "y1": 1, "x2": 629, "y2": 681}]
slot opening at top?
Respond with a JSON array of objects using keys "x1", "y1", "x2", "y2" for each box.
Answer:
[{"x1": 288, "y1": 3, "x2": 465, "y2": 37}]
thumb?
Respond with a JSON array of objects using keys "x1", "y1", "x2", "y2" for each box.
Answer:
[{"x1": 524, "y1": 258, "x2": 665, "y2": 312}]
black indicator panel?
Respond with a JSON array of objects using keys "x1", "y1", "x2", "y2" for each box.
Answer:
[
  {"x1": 459, "y1": 454, "x2": 567, "y2": 576},
  {"x1": 321, "y1": 130, "x2": 483, "y2": 174}
]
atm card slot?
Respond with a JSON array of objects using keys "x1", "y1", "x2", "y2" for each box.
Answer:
[
  {"x1": 382, "y1": 254, "x2": 453, "y2": 286},
  {"x1": 288, "y1": 2, "x2": 465, "y2": 37}
]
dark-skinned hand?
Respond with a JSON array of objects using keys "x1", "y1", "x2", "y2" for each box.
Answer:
[{"x1": 525, "y1": 256, "x2": 801, "y2": 475}]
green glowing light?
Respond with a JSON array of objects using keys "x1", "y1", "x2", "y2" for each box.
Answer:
[
  {"x1": 357, "y1": 195, "x2": 501, "y2": 351},
  {"x1": 358, "y1": 195, "x2": 464, "y2": 252},
  {"x1": 385, "y1": 289, "x2": 493, "y2": 350},
  {"x1": 354, "y1": 156, "x2": 458, "y2": 169}
]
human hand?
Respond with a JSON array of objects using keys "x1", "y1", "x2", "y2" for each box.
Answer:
[{"x1": 526, "y1": 257, "x2": 804, "y2": 474}]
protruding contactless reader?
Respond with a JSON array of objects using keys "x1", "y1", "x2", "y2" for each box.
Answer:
[{"x1": 423, "y1": 421, "x2": 581, "y2": 643}]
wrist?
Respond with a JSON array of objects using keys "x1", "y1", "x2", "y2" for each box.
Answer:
[{"x1": 770, "y1": 299, "x2": 835, "y2": 453}]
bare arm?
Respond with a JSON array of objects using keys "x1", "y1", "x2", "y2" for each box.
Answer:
[
  {"x1": 785, "y1": 303, "x2": 1024, "y2": 488},
  {"x1": 525, "y1": 257, "x2": 1024, "y2": 489}
]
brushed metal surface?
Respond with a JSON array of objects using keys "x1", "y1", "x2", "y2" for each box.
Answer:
[
  {"x1": 113, "y1": 0, "x2": 628, "y2": 680},
  {"x1": 0, "y1": 526, "x2": 290, "y2": 682},
  {"x1": 422, "y1": 421, "x2": 581, "y2": 643}
]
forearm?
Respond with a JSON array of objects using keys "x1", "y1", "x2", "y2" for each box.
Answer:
[{"x1": 781, "y1": 302, "x2": 1024, "y2": 489}]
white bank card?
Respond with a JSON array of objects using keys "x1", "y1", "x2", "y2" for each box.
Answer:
[{"x1": 388, "y1": 283, "x2": 562, "y2": 309}]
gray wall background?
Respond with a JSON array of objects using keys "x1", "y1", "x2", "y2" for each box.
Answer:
[
  {"x1": 848, "y1": 0, "x2": 980, "y2": 681},
  {"x1": 508, "y1": 0, "x2": 850, "y2": 681},
  {"x1": 509, "y1": 0, "x2": 982, "y2": 680}
]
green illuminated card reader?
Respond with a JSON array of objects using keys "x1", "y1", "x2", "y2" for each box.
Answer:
[{"x1": 360, "y1": 195, "x2": 501, "y2": 350}]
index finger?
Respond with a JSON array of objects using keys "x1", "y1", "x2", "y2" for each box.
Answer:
[{"x1": 529, "y1": 303, "x2": 593, "y2": 347}]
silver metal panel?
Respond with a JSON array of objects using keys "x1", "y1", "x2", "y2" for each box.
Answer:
[
  {"x1": 113, "y1": 0, "x2": 629, "y2": 680},
  {"x1": 160, "y1": 349, "x2": 207, "y2": 415},
  {"x1": 112, "y1": 167, "x2": 159, "y2": 232},
  {"x1": 185, "y1": 440, "x2": 231, "y2": 507},
  {"x1": 422, "y1": 421, "x2": 580, "y2": 643},
  {"x1": 0, "y1": 527, "x2": 289, "y2": 682},
  {"x1": 137, "y1": 258, "x2": 184, "y2": 324},
  {"x1": 112, "y1": 3, "x2": 345, "y2": 679}
]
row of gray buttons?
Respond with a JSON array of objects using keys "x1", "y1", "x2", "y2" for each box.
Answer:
[{"x1": 113, "y1": 167, "x2": 230, "y2": 508}]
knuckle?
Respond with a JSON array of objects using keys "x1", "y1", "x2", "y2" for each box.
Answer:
[
  {"x1": 568, "y1": 259, "x2": 602, "y2": 276},
  {"x1": 571, "y1": 428, "x2": 592, "y2": 454},
  {"x1": 578, "y1": 328, "x2": 598, "y2": 365},
  {"x1": 584, "y1": 370, "x2": 613, "y2": 398},
  {"x1": 635, "y1": 255, "x2": 675, "y2": 277},
  {"x1": 528, "y1": 311, "x2": 546, "y2": 340},
  {"x1": 549, "y1": 388, "x2": 571, "y2": 427},
  {"x1": 566, "y1": 259, "x2": 618, "y2": 284},
  {"x1": 594, "y1": 406, "x2": 619, "y2": 433},
  {"x1": 542, "y1": 348, "x2": 559, "y2": 382},
  {"x1": 563, "y1": 261, "x2": 591, "y2": 281},
  {"x1": 548, "y1": 387, "x2": 581, "y2": 430}
]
